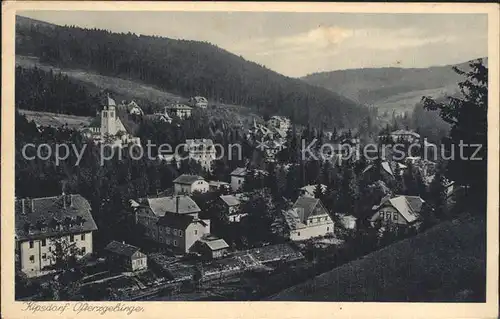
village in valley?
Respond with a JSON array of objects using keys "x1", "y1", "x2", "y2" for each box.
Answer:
[{"x1": 13, "y1": 13, "x2": 488, "y2": 302}]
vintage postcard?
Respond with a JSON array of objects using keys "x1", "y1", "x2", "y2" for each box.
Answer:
[{"x1": 2, "y1": 2, "x2": 499, "y2": 318}]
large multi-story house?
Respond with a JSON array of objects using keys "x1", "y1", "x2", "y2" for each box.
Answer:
[
  {"x1": 370, "y1": 194, "x2": 425, "y2": 228},
  {"x1": 173, "y1": 174, "x2": 209, "y2": 195},
  {"x1": 131, "y1": 195, "x2": 211, "y2": 254},
  {"x1": 15, "y1": 194, "x2": 98, "y2": 277},
  {"x1": 122, "y1": 100, "x2": 144, "y2": 116},
  {"x1": 184, "y1": 139, "x2": 216, "y2": 172},
  {"x1": 100, "y1": 96, "x2": 141, "y2": 146},
  {"x1": 188, "y1": 96, "x2": 208, "y2": 109},
  {"x1": 165, "y1": 103, "x2": 192, "y2": 119},
  {"x1": 283, "y1": 197, "x2": 335, "y2": 241}
]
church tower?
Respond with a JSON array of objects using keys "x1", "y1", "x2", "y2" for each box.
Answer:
[{"x1": 101, "y1": 96, "x2": 117, "y2": 136}]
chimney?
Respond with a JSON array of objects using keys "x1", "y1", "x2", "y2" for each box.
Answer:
[
  {"x1": 176, "y1": 196, "x2": 180, "y2": 214},
  {"x1": 21, "y1": 199, "x2": 25, "y2": 214}
]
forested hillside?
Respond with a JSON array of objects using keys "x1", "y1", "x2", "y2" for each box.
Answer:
[
  {"x1": 16, "y1": 66, "x2": 100, "y2": 116},
  {"x1": 301, "y1": 60, "x2": 485, "y2": 115},
  {"x1": 16, "y1": 16, "x2": 371, "y2": 129}
]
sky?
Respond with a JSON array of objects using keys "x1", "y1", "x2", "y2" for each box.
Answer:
[{"x1": 19, "y1": 11, "x2": 488, "y2": 77}]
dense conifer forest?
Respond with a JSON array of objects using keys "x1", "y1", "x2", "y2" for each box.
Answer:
[{"x1": 16, "y1": 16, "x2": 371, "y2": 129}]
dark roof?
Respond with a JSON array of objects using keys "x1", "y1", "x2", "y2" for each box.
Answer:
[
  {"x1": 173, "y1": 174, "x2": 205, "y2": 185},
  {"x1": 292, "y1": 197, "x2": 327, "y2": 222},
  {"x1": 15, "y1": 195, "x2": 98, "y2": 241},
  {"x1": 105, "y1": 240, "x2": 143, "y2": 257},
  {"x1": 143, "y1": 195, "x2": 201, "y2": 216},
  {"x1": 157, "y1": 211, "x2": 208, "y2": 230},
  {"x1": 220, "y1": 193, "x2": 248, "y2": 207},
  {"x1": 115, "y1": 105, "x2": 139, "y2": 135},
  {"x1": 230, "y1": 167, "x2": 247, "y2": 176}
]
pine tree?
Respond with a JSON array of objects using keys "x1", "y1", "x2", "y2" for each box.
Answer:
[{"x1": 428, "y1": 166, "x2": 448, "y2": 219}]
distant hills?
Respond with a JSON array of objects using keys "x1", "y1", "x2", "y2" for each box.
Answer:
[
  {"x1": 301, "y1": 58, "x2": 487, "y2": 115},
  {"x1": 15, "y1": 15, "x2": 371, "y2": 129}
]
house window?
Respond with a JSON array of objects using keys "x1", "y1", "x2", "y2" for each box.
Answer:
[
  {"x1": 29, "y1": 241, "x2": 34, "y2": 249},
  {"x1": 42, "y1": 253, "x2": 47, "y2": 260},
  {"x1": 81, "y1": 234, "x2": 85, "y2": 240},
  {"x1": 393, "y1": 214, "x2": 398, "y2": 221},
  {"x1": 103, "y1": 112, "x2": 107, "y2": 118},
  {"x1": 165, "y1": 227, "x2": 170, "y2": 234},
  {"x1": 238, "y1": 180, "x2": 242, "y2": 184},
  {"x1": 41, "y1": 239, "x2": 46, "y2": 247},
  {"x1": 297, "y1": 232, "x2": 300, "y2": 237},
  {"x1": 160, "y1": 236, "x2": 164, "y2": 243},
  {"x1": 178, "y1": 230, "x2": 183, "y2": 237},
  {"x1": 70, "y1": 235, "x2": 75, "y2": 242},
  {"x1": 81, "y1": 247, "x2": 86, "y2": 255},
  {"x1": 172, "y1": 229, "x2": 177, "y2": 236},
  {"x1": 194, "y1": 230, "x2": 198, "y2": 235},
  {"x1": 49, "y1": 247, "x2": 52, "y2": 252},
  {"x1": 379, "y1": 212, "x2": 384, "y2": 219},
  {"x1": 29, "y1": 255, "x2": 35, "y2": 263},
  {"x1": 327, "y1": 227, "x2": 329, "y2": 231},
  {"x1": 173, "y1": 240, "x2": 178, "y2": 246},
  {"x1": 166, "y1": 238, "x2": 171, "y2": 244}
]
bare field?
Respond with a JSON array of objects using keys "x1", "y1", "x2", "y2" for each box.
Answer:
[{"x1": 18, "y1": 109, "x2": 93, "y2": 130}]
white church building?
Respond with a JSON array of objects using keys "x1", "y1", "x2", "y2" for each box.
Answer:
[{"x1": 100, "y1": 96, "x2": 141, "y2": 147}]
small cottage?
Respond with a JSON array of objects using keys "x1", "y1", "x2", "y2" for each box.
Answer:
[
  {"x1": 104, "y1": 240, "x2": 147, "y2": 272},
  {"x1": 192, "y1": 235, "x2": 229, "y2": 259}
]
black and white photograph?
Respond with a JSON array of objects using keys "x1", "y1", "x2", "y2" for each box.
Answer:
[{"x1": 2, "y1": 2, "x2": 499, "y2": 317}]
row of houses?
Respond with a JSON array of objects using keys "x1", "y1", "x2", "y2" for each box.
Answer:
[{"x1": 15, "y1": 184, "x2": 430, "y2": 278}]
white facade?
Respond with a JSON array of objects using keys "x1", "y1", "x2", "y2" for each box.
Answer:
[
  {"x1": 18, "y1": 231, "x2": 93, "y2": 277},
  {"x1": 174, "y1": 180, "x2": 210, "y2": 195},
  {"x1": 289, "y1": 214, "x2": 334, "y2": 241}
]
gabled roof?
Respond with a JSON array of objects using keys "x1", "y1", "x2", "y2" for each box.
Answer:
[
  {"x1": 126, "y1": 101, "x2": 144, "y2": 115},
  {"x1": 145, "y1": 195, "x2": 201, "y2": 216},
  {"x1": 105, "y1": 240, "x2": 143, "y2": 257},
  {"x1": 15, "y1": 195, "x2": 98, "y2": 241},
  {"x1": 157, "y1": 211, "x2": 207, "y2": 230},
  {"x1": 173, "y1": 174, "x2": 206, "y2": 185},
  {"x1": 192, "y1": 96, "x2": 208, "y2": 103},
  {"x1": 373, "y1": 195, "x2": 424, "y2": 223},
  {"x1": 220, "y1": 193, "x2": 248, "y2": 207},
  {"x1": 200, "y1": 238, "x2": 229, "y2": 251},
  {"x1": 362, "y1": 161, "x2": 395, "y2": 177},
  {"x1": 291, "y1": 197, "x2": 328, "y2": 222},
  {"x1": 230, "y1": 167, "x2": 247, "y2": 176}
]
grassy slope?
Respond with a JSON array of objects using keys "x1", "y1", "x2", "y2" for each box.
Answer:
[{"x1": 270, "y1": 215, "x2": 486, "y2": 301}]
